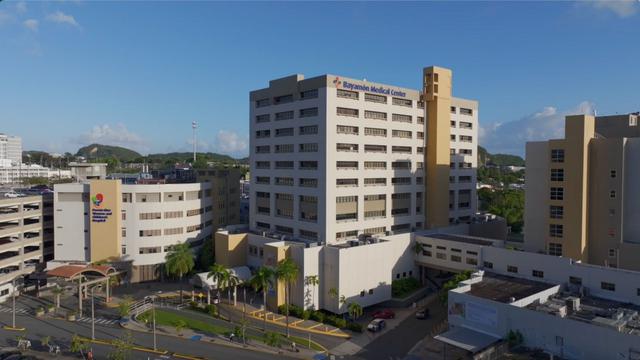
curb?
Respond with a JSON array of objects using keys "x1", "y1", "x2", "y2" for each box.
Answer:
[
  {"x1": 2, "y1": 326, "x2": 26, "y2": 331},
  {"x1": 246, "y1": 312, "x2": 351, "y2": 339}
]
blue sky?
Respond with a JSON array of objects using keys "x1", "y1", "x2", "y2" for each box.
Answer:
[{"x1": 1, "y1": 0, "x2": 639, "y2": 157}]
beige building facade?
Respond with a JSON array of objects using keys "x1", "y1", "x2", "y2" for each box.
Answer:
[{"x1": 525, "y1": 112, "x2": 640, "y2": 271}]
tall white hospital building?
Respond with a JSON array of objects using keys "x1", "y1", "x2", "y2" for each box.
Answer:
[{"x1": 249, "y1": 66, "x2": 478, "y2": 244}]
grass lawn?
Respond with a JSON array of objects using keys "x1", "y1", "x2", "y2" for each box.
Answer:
[{"x1": 137, "y1": 309, "x2": 325, "y2": 352}]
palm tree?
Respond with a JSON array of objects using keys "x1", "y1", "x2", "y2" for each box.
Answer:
[
  {"x1": 347, "y1": 302, "x2": 363, "y2": 320},
  {"x1": 226, "y1": 272, "x2": 240, "y2": 306},
  {"x1": 250, "y1": 266, "x2": 274, "y2": 331},
  {"x1": 339, "y1": 295, "x2": 347, "y2": 315},
  {"x1": 275, "y1": 258, "x2": 299, "y2": 338},
  {"x1": 305, "y1": 275, "x2": 319, "y2": 310},
  {"x1": 164, "y1": 243, "x2": 195, "y2": 303},
  {"x1": 51, "y1": 285, "x2": 64, "y2": 309},
  {"x1": 207, "y1": 264, "x2": 229, "y2": 303}
]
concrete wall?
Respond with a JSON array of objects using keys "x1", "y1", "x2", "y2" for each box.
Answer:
[{"x1": 524, "y1": 141, "x2": 548, "y2": 253}]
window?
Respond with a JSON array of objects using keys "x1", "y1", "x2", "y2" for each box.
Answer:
[
  {"x1": 337, "y1": 107, "x2": 359, "y2": 117},
  {"x1": 337, "y1": 143, "x2": 359, "y2": 152},
  {"x1": 391, "y1": 161, "x2": 411, "y2": 170},
  {"x1": 365, "y1": 127, "x2": 387, "y2": 137},
  {"x1": 256, "y1": 176, "x2": 269, "y2": 184},
  {"x1": 392, "y1": 97, "x2": 412, "y2": 107},
  {"x1": 460, "y1": 108, "x2": 473, "y2": 116},
  {"x1": 450, "y1": 135, "x2": 456, "y2": 141},
  {"x1": 256, "y1": 129, "x2": 271, "y2": 138},
  {"x1": 451, "y1": 255, "x2": 462, "y2": 262},
  {"x1": 275, "y1": 144, "x2": 293, "y2": 153},
  {"x1": 299, "y1": 229, "x2": 318, "y2": 240},
  {"x1": 300, "y1": 125, "x2": 318, "y2": 135},
  {"x1": 139, "y1": 212, "x2": 161, "y2": 220},
  {"x1": 549, "y1": 243, "x2": 562, "y2": 256},
  {"x1": 550, "y1": 205, "x2": 564, "y2": 219},
  {"x1": 550, "y1": 169, "x2": 564, "y2": 182},
  {"x1": 483, "y1": 261, "x2": 493, "y2": 269},
  {"x1": 275, "y1": 225, "x2": 293, "y2": 235},
  {"x1": 275, "y1": 161, "x2": 294, "y2": 169},
  {"x1": 450, "y1": 106, "x2": 456, "y2": 113},
  {"x1": 417, "y1": 132, "x2": 424, "y2": 139},
  {"x1": 337, "y1": 178, "x2": 358, "y2": 187},
  {"x1": 300, "y1": 89, "x2": 318, "y2": 99},
  {"x1": 364, "y1": 144, "x2": 386, "y2": 153},
  {"x1": 466, "y1": 258, "x2": 478, "y2": 265},
  {"x1": 392, "y1": 113, "x2": 412, "y2": 123},
  {"x1": 417, "y1": 116, "x2": 425, "y2": 124},
  {"x1": 610, "y1": 170, "x2": 617, "y2": 178},
  {"x1": 255, "y1": 161, "x2": 270, "y2": 169},
  {"x1": 459, "y1": 149, "x2": 473, "y2": 155},
  {"x1": 507, "y1": 265, "x2": 518, "y2": 273},
  {"x1": 364, "y1": 161, "x2": 386, "y2": 170},
  {"x1": 299, "y1": 178, "x2": 317, "y2": 188},
  {"x1": 256, "y1": 98, "x2": 270, "y2": 107},
  {"x1": 609, "y1": 248, "x2": 616, "y2": 257},
  {"x1": 275, "y1": 177, "x2": 293, "y2": 186},
  {"x1": 275, "y1": 128, "x2": 294, "y2": 137},
  {"x1": 436, "y1": 253, "x2": 446, "y2": 260},
  {"x1": 551, "y1": 149, "x2": 565, "y2": 163},
  {"x1": 569, "y1": 276, "x2": 582, "y2": 285},
  {"x1": 630, "y1": 116, "x2": 638, "y2": 127},
  {"x1": 337, "y1": 125, "x2": 359, "y2": 135},
  {"x1": 255, "y1": 145, "x2": 270, "y2": 154},
  {"x1": 392, "y1": 146, "x2": 412, "y2": 154},
  {"x1": 256, "y1": 114, "x2": 270, "y2": 123},
  {"x1": 274, "y1": 94, "x2": 293, "y2": 104},
  {"x1": 459, "y1": 121, "x2": 473, "y2": 129},
  {"x1": 299, "y1": 143, "x2": 318, "y2": 152},
  {"x1": 392, "y1": 130, "x2": 412, "y2": 139},
  {"x1": 601, "y1": 282, "x2": 616, "y2": 292},
  {"x1": 139, "y1": 229, "x2": 161, "y2": 237},
  {"x1": 532, "y1": 270, "x2": 544, "y2": 278},
  {"x1": 139, "y1": 246, "x2": 161, "y2": 254},
  {"x1": 451, "y1": 121, "x2": 456, "y2": 128},
  {"x1": 337, "y1": 89, "x2": 359, "y2": 100},
  {"x1": 391, "y1": 177, "x2": 411, "y2": 185},
  {"x1": 364, "y1": 178, "x2": 386, "y2": 186},
  {"x1": 549, "y1": 224, "x2": 563, "y2": 238},
  {"x1": 275, "y1": 111, "x2": 294, "y2": 121},
  {"x1": 300, "y1": 161, "x2": 318, "y2": 170},
  {"x1": 364, "y1": 93, "x2": 386, "y2": 104},
  {"x1": 299, "y1": 107, "x2": 318, "y2": 118},
  {"x1": 610, "y1": 190, "x2": 616, "y2": 199},
  {"x1": 364, "y1": 110, "x2": 387, "y2": 121},
  {"x1": 337, "y1": 161, "x2": 358, "y2": 170},
  {"x1": 459, "y1": 135, "x2": 473, "y2": 143},
  {"x1": 550, "y1": 187, "x2": 564, "y2": 200},
  {"x1": 336, "y1": 230, "x2": 358, "y2": 240}
]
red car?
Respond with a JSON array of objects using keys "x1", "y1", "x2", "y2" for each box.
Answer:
[{"x1": 372, "y1": 309, "x2": 395, "y2": 319}]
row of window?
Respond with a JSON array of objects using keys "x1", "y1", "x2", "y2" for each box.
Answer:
[
  {"x1": 256, "y1": 90, "x2": 318, "y2": 108},
  {"x1": 135, "y1": 222, "x2": 211, "y2": 237},
  {"x1": 335, "y1": 160, "x2": 422, "y2": 170},
  {"x1": 336, "y1": 144, "x2": 424, "y2": 154},
  {"x1": 254, "y1": 108, "x2": 319, "y2": 122}
]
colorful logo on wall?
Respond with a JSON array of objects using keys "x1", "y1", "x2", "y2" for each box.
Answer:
[
  {"x1": 91, "y1": 193, "x2": 104, "y2": 207},
  {"x1": 333, "y1": 76, "x2": 342, "y2": 88}
]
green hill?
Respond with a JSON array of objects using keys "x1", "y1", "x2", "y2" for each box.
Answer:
[
  {"x1": 76, "y1": 144, "x2": 142, "y2": 162},
  {"x1": 478, "y1": 146, "x2": 524, "y2": 167}
]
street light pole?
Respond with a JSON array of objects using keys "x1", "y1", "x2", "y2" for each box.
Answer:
[
  {"x1": 152, "y1": 297, "x2": 157, "y2": 351},
  {"x1": 11, "y1": 279, "x2": 16, "y2": 329},
  {"x1": 91, "y1": 286, "x2": 96, "y2": 340}
]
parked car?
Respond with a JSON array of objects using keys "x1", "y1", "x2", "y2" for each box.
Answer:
[
  {"x1": 3, "y1": 192, "x2": 21, "y2": 198},
  {"x1": 415, "y1": 308, "x2": 430, "y2": 319},
  {"x1": 367, "y1": 318, "x2": 386, "y2": 332},
  {"x1": 372, "y1": 309, "x2": 395, "y2": 319}
]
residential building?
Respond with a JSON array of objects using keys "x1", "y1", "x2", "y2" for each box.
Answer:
[
  {"x1": 249, "y1": 66, "x2": 478, "y2": 244},
  {"x1": 525, "y1": 112, "x2": 640, "y2": 271},
  {"x1": 0, "y1": 196, "x2": 45, "y2": 302},
  {"x1": 0, "y1": 134, "x2": 22, "y2": 166}
]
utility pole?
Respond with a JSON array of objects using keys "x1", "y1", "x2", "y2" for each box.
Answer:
[
  {"x1": 11, "y1": 279, "x2": 16, "y2": 329},
  {"x1": 91, "y1": 286, "x2": 96, "y2": 340},
  {"x1": 152, "y1": 297, "x2": 157, "y2": 351},
  {"x1": 192, "y1": 121, "x2": 198, "y2": 163}
]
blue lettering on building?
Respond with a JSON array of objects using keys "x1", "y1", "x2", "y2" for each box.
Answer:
[{"x1": 341, "y1": 81, "x2": 407, "y2": 98}]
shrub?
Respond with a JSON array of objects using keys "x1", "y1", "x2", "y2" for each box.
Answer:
[
  {"x1": 205, "y1": 304, "x2": 218, "y2": 317},
  {"x1": 302, "y1": 310, "x2": 311, "y2": 320},
  {"x1": 278, "y1": 304, "x2": 303, "y2": 318},
  {"x1": 346, "y1": 322, "x2": 363, "y2": 333},
  {"x1": 392, "y1": 277, "x2": 421, "y2": 298},
  {"x1": 334, "y1": 318, "x2": 347, "y2": 328},
  {"x1": 310, "y1": 311, "x2": 325, "y2": 323}
]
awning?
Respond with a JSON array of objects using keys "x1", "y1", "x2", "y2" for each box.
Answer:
[{"x1": 434, "y1": 327, "x2": 501, "y2": 353}]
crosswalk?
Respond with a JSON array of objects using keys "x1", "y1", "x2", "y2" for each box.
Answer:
[
  {"x1": 0, "y1": 306, "x2": 29, "y2": 315},
  {"x1": 76, "y1": 316, "x2": 119, "y2": 326}
]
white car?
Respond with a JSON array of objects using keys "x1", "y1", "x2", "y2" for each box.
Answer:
[{"x1": 3, "y1": 192, "x2": 21, "y2": 198}]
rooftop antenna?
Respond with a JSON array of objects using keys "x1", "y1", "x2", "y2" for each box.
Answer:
[{"x1": 192, "y1": 121, "x2": 198, "y2": 163}]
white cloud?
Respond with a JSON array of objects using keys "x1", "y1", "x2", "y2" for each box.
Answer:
[
  {"x1": 46, "y1": 10, "x2": 80, "y2": 28},
  {"x1": 15, "y1": 1, "x2": 27, "y2": 14},
  {"x1": 214, "y1": 130, "x2": 248, "y2": 155},
  {"x1": 23, "y1": 19, "x2": 38, "y2": 32},
  {"x1": 586, "y1": 0, "x2": 637, "y2": 18},
  {"x1": 74, "y1": 123, "x2": 148, "y2": 153},
  {"x1": 480, "y1": 101, "x2": 596, "y2": 156}
]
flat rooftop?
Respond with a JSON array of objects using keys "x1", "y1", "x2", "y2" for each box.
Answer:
[
  {"x1": 426, "y1": 233, "x2": 495, "y2": 246},
  {"x1": 468, "y1": 273, "x2": 554, "y2": 303}
]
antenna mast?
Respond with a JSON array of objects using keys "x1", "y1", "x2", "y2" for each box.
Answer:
[{"x1": 192, "y1": 121, "x2": 198, "y2": 163}]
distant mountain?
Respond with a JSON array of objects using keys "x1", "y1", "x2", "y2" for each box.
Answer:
[
  {"x1": 142, "y1": 152, "x2": 245, "y2": 165},
  {"x1": 478, "y1": 146, "x2": 525, "y2": 167},
  {"x1": 76, "y1": 144, "x2": 142, "y2": 162}
]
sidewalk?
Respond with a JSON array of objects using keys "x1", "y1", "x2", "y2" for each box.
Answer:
[{"x1": 239, "y1": 303, "x2": 351, "y2": 339}]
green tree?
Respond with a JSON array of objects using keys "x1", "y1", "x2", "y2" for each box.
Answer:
[
  {"x1": 174, "y1": 319, "x2": 187, "y2": 335},
  {"x1": 164, "y1": 243, "x2": 195, "y2": 302},
  {"x1": 226, "y1": 272, "x2": 240, "y2": 305},
  {"x1": 207, "y1": 263, "x2": 229, "y2": 303},
  {"x1": 250, "y1": 266, "x2": 274, "y2": 331},
  {"x1": 275, "y1": 258, "x2": 299, "y2": 338},
  {"x1": 108, "y1": 331, "x2": 134, "y2": 360},
  {"x1": 70, "y1": 334, "x2": 88, "y2": 354},
  {"x1": 440, "y1": 271, "x2": 472, "y2": 304},
  {"x1": 347, "y1": 302, "x2": 363, "y2": 320},
  {"x1": 196, "y1": 237, "x2": 215, "y2": 271},
  {"x1": 118, "y1": 295, "x2": 134, "y2": 318},
  {"x1": 40, "y1": 335, "x2": 50, "y2": 349},
  {"x1": 263, "y1": 331, "x2": 282, "y2": 348}
]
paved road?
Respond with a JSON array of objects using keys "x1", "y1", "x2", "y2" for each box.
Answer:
[
  {"x1": 348, "y1": 299, "x2": 447, "y2": 360},
  {"x1": 0, "y1": 311, "x2": 290, "y2": 360}
]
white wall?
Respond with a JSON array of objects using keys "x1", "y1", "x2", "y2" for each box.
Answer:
[{"x1": 53, "y1": 183, "x2": 90, "y2": 261}]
